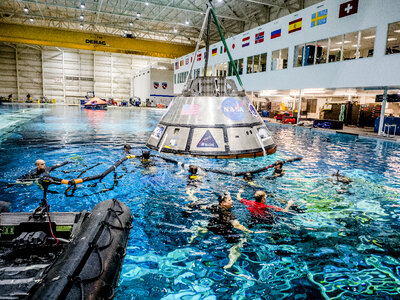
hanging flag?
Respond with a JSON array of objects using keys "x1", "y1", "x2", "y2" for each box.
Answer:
[
  {"x1": 175, "y1": 62, "x2": 179, "y2": 69},
  {"x1": 191, "y1": 57, "x2": 193, "y2": 62},
  {"x1": 212, "y1": 48, "x2": 217, "y2": 56},
  {"x1": 339, "y1": 0, "x2": 358, "y2": 18},
  {"x1": 162, "y1": 82, "x2": 167, "y2": 89},
  {"x1": 153, "y1": 82, "x2": 159, "y2": 89},
  {"x1": 220, "y1": 46, "x2": 226, "y2": 54},
  {"x1": 180, "y1": 60, "x2": 184, "y2": 66},
  {"x1": 232, "y1": 43, "x2": 236, "y2": 49},
  {"x1": 271, "y1": 29, "x2": 281, "y2": 39},
  {"x1": 197, "y1": 53, "x2": 202, "y2": 61},
  {"x1": 288, "y1": 18, "x2": 302, "y2": 33},
  {"x1": 242, "y1": 36, "x2": 250, "y2": 47},
  {"x1": 311, "y1": 9, "x2": 328, "y2": 27},
  {"x1": 185, "y1": 57, "x2": 189, "y2": 65},
  {"x1": 255, "y1": 31, "x2": 264, "y2": 44}
]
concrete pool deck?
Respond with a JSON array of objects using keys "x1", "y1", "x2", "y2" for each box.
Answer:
[{"x1": 264, "y1": 118, "x2": 400, "y2": 143}]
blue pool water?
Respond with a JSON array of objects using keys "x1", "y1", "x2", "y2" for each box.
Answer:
[{"x1": 1, "y1": 104, "x2": 400, "y2": 299}]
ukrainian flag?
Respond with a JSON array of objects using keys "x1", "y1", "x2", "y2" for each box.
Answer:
[{"x1": 311, "y1": 9, "x2": 328, "y2": 28}]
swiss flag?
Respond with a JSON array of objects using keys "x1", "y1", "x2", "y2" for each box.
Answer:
[{"x1": 339, "y1": 0, "x2": 358, "y2": 18}]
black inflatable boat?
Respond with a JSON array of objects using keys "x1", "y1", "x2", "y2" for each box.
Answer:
[{"x1": 0, "y1": 199, "x2": 132, "y2": 299}]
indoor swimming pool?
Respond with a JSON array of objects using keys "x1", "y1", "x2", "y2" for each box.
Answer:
[{"x1": 0, "y1": 104, "x2": 400, "y2": 299}]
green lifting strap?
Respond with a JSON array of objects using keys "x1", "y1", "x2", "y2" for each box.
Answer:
[{"x1": 210, "y1": 7, "x2": 244, "y2": 90}]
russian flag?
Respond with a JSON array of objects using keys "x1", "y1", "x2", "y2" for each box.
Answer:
[
  {"x1": 242, "y1": 36, "x2": 250, "y2": 47},
  {"x1": 255, "y1": 31, "x2": 264, "y2": 44},
  {"x1": 271, "y1": 29, "x2": 281, "y2": 39}
]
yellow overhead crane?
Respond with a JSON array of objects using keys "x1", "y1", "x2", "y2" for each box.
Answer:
[{"x1": 0, "y1": 23, "x2": 195, "y2": 59}]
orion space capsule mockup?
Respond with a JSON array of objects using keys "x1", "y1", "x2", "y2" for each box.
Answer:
[{"x1": 146, "y1": 76, "x2": 277, "y2": 159}]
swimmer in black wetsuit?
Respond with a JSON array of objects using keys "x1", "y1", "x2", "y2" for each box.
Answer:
[
  {"x1": 331, "y1": 170, "x2": 352, "y2": 185},
  {"x1": 206, "y1": 192, "x2": 267, "y2": 269},
  {"x1": 123, "y1": 144, "x2": 131, "y2": 154},
  {"x1": 265, "y1": 161, "x2": 285, "y2": 180},
  {"x1": 16, "y1": 159, "x2": 70, "y2": 184},
  {"x1": 139, "y1": 150, "x2": 157, "y2": 173}
]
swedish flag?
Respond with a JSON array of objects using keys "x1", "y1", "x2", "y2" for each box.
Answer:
[{"x1": 311, "y1": 9, "x2": 328, "y2": 28}]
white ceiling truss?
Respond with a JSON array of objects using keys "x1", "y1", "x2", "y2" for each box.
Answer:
[{"x1": 0, "y1": 0, "x2": 322, "y2": 45}]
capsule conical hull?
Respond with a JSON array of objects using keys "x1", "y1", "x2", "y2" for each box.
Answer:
[{"x1": 146, "y1": 77, "x2": 277, "y2": 158}]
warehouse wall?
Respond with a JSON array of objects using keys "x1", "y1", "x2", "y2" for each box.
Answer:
[{"x1": 0, "y1": 43, "x2": 172, "y2": 104}]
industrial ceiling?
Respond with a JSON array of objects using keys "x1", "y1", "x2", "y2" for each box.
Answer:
[{"x1": 0, "y1": 0, "x2": 323, "y2": 46}]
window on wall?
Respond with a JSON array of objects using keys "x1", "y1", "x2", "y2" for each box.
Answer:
[
  {"x1": 238, "y1": 58, "x2": 244, "y2": 75},
  {"x1": 260, "y1": 53, "x2": 267, "y2": 72},
  {"x1": 359, "y1": 27, "x2": 376, "y2": 58},
  {"x1": 386, "y1": 21, "x2": 400, "y2": 54},
  {"x1": 316, "y1": 39, "x2": 328, "y2": 64},
  {"x1": 342, "y1": 31, "x2": 358, "y2": 60},
  {"x1": 328, "y1": 35, "x2": 343, "y2": 63},
  {"x1": 304, "y1": 42, "x2": 316, "y2": 66},
  {"x1": 222, "y1": 62, "x2": 227, "y2": 76},
  {"x1": 271, "y1": 48, "x2": 288, "y2": 70},
  {"x1": 194, "y1": 68, "x2": 200, "y2": 78},
  {"x1": 247, "y1": 56, "x2": 253, "y2": 74},
  {"x1": 294, "y1": 44, "x2": 304, "y2": 67},
  {"x1": 253, "y1": 55, "x2": 260, "y2": 73}
]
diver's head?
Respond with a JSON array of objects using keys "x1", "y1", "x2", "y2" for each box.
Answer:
[
  {"x1": 188, "y1": 165, "x2": 198, "y2": 175},
  {"x1": 35, "y1": 159, "x2": 46, "y2": 171},
  {"x1": 142, "y1": 151, "x2": 150, "y2": 160},
  {"x1": 218, "y1": 191, "x2": 232, "y2": 209},
  {"x1": 243, "y1": 172, "x2": 253, "y2": 181},
  {"x1": 124, "y1": 144, "x2": 131, "y2": 153},
  {"x1": 254, "y1": 190, "x2": 267, "y2": 203}
]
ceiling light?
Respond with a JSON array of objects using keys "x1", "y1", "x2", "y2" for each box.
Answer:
[
  {"x1": 80, "y1": 14, "x2": 84, "y2": 20},
  {"x1": 173, "y1": 28, "x2": 178, "y2": 33},
  {"x1": 80, "y1": 23, "x2": 83, "y2": 29},
  {"x1": 330, "y1": 48, "x2": 340, "y2": 51},
  {"x1": 388, "y1": 37, "x2": 397, "y2": 41},
  {"x1": 145, "y1": 2, "x2": 149, "y2": 5},
  {"x1": 335, "y1": 42, "x2": 343, "y2": 45},
  {"x1": 303, "y1": 88, "x2": 326, "y2": 93},
  {"x1": 24, "y1": 6, "x2": 28, "y2": 13},
  {"x1": 185, "y1": 20, "x2": 189, "y2": 25},
  {"x1": 123, "y1": 30, "x2": 128, "y2": 34},
  {"x1": 218, "y1": 0, "x2": 223, "y2": 2},
  {"x1": 352, "y1": 44, "x2": 357, "y2": 47},
  {"x1": 394, "y1": 29, "x2": 400, "y2": 33},
  {"x1": 80, "y1": 3, "x2": 85, "y2": 9},
  {"x1": 29, "y1": 17, "x2": 34, "y2": 22},
  {"x1": 363, "y1": 35, "x2": 375, "y2": 39},
  {"x1": 136, "y1": 12, "x2": 141, "y2": 17},
  {"x1": 129, "y1": 21, "x2": 133, "y2": 26},
  {"x1": 343, "y1": 40, "x2": 350, "y2": 44},
  {"x1": 259, "y1": 90, "x2": 277, "y2": 96}
]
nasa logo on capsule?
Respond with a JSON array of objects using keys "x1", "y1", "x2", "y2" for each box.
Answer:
[{"x1": 221, "y1": 98, "x2": 245, "y2": 121}]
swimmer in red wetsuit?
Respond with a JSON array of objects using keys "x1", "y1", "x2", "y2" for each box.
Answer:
[{"x1": 236, "y1": 188, "x2": 294, "y2": 224}]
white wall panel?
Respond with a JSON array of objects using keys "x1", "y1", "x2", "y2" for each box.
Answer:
[
  {"x1": 0, "y1": 45, "x2": 17, "y2": 97},
  {"x1": 0, "y1": 43, "x2": 172, "y2": 103}
]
